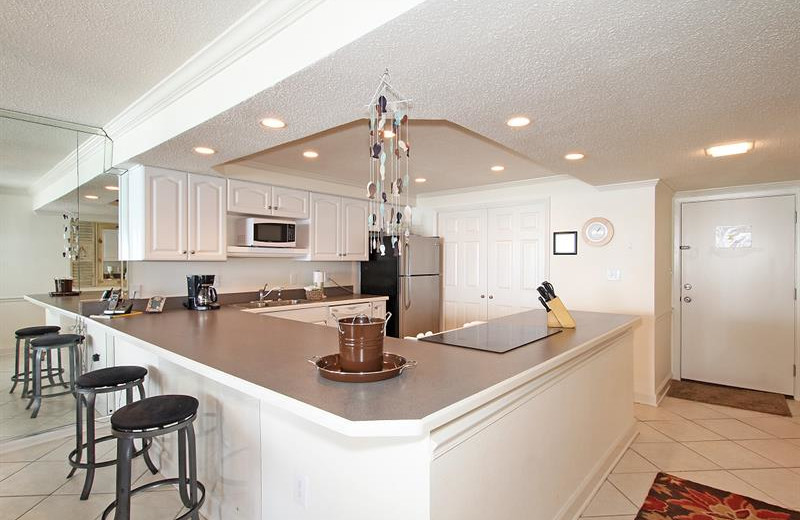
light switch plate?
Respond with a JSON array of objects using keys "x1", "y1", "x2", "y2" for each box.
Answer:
[{"x1": 607, "y1": 269, "x2": 622, "y2": 281}]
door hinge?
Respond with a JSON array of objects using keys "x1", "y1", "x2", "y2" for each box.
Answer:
[
  {"x1": 795, "y1": 211, "x2": 797, "y2": 224},
  {"x1": 795, "y1": 288, "x2": 798, "y2": 300},
  {"x1": 795, "y1": 364, "x2": 797, "y2": 377}
]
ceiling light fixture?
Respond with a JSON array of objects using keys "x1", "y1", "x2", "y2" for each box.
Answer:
[
  {"x1": 415, "y1": 177, "x2": 427, "y2": 183},
  {"x1": 84, "y1": 195, "x2": 99, "y2": 200},
  {"x1": 705, "y1": 141, "x2": 754, "y2": 158},
  {"x1": 303, "y1": 150, "x2": 319, "y2": 158},
  {"x1": 490, "y1": 165, "x2": 505, "y2": 172},
  {"x1": 564, "y1": 153, "x2": 585, "y2": 161},
  {"x1": 193, "y1": 146, "x2": 216, "y2": 155},
  {"x1": 105, "y1": 185, "x2": 119, "y2": 191},
  {"x1": 506, "y1": 116, "x2": 531, "y2": 128},
  {"x1": 260, "y1": 118, "x2": 286, "y2": 129}
]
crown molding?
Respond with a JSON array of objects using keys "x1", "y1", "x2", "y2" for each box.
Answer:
[
  {"x1": 414, "y1": 174, "x2": 572, "y2": 199},
  {"x1": 104, "y1": 0, "x2": 323, "y2": 140},
  {"x1": 594, "y1": 178, "x2": 661, "y2": 191}
]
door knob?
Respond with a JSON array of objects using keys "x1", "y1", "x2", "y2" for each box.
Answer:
[
  {"x1": 683, "y1": 283, "x2": 692, "y2": 290},
  {"x1": 683, "y1": 296, "x2": 692, "y2": 303},
  {"x1": 488, "y1": 295, "x2": 494, "y2": 299},
  {"x1": 480, "y1": 294, "x2": 485, "y2": 299}
]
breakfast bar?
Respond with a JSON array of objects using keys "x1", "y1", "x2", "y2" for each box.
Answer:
[{"x1": 25, "y1": 293, "x2": 638, "y2": 520}]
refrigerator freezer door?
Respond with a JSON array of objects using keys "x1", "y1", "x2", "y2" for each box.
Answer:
[
  {"x1": 401, "y1": 235, "x2": 441, "y2": 276},
  {"x1": 399, "y1": 274, "x2": 441, "y2": 337}
]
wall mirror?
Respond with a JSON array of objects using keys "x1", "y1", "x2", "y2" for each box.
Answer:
[{"x1": 0, "y1": 109, "x2": 116, "y2": 442}]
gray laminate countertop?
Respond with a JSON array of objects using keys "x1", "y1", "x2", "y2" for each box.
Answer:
[{"x1": 26, "y1": 293, "x2": 638, "y2": 423}]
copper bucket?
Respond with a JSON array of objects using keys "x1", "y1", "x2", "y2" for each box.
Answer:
[{"x1": 337, "y1": 313, "x2": 391, "y2": 372}]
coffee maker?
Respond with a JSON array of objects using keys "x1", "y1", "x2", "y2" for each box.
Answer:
[{"x1": 185, "y1": 275, "x2": 220, "y2": 310}]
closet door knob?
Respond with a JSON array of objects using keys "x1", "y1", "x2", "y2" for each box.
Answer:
[
  {"x1": 480, "y1": 294, "x2": 485, "y2": 299},
  {"x1": 488, "y1": 295, "x2": 494, "y2": 299}
]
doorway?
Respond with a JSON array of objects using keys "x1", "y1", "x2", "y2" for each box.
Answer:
[{"x1": 680, "y1": 195, "x2": 796, "y2": 395}]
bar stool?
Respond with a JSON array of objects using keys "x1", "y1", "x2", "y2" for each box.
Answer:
[
  {"x1": 102, "y1": 395, "x2": 205, "y2": 520},
  {"x1": 68, "y1": 366, "x2": 158, "y2": 500},
  {"x1": 27, "y1": 333, "x2": 83, "y2": 418},
  {"x1": 10, "y1": 326, "x2": 61, "y2": 395}
]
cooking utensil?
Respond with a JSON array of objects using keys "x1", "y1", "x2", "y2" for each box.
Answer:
[{"x1": 536, "y1": 286, "x2": 552, "y2": 301}]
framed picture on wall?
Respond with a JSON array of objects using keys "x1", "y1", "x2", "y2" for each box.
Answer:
[{"x1": 553, "y1": 231, "x2": 578, "y2": 255}]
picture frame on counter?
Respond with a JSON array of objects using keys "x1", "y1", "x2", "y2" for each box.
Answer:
[
  {"x1": 145, "y1": 296, "x2": 166, "y2": 313},
  {"x1": 553, "y1": 231, "x2": 578, "y2": 255}
]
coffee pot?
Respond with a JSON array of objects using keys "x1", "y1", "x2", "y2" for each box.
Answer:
[{"x1": 195, "y1": 283, "x2": 218, "y2": 308}]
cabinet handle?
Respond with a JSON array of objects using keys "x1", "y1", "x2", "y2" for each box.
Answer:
[
  {"x1": 480, "y1": 294, "x2": 485, "y2": 299},
  {"x1": 190, "y1": 251, "x2": 195, "y2": 255},
  {"x1": 268, "y1": 205, "x2": 273, "y2": 210},
  {"x1": 488, "y1": 295, "x2": 494, "y2": 299},
  {"x1": 275, "y1": 205, "x2": 279, "y2": 210},
  {"x1": 182, "y1": 250, "x2": 187, "y2": 254}
]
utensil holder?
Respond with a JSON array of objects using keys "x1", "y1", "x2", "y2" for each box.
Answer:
[{"x1": 546, "y1": 297, "x2": 576, "y2": 328}]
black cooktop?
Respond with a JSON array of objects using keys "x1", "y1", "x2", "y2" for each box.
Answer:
[{"x1": 418, "y1": 322, "x2": 562, "y2": 353}]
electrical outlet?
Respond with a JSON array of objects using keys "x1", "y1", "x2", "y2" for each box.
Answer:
[
  {"x1": 293, "y1": 475, "x2": 310, "y2": 508},
  {"x1": 607, "y1": 269, "x2": 622, "y2": 281}
]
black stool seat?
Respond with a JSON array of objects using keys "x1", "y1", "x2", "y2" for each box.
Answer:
[
  {"x1": 111, "y1": 395, "x2": 199, "y2": 431},
  {"x1": 31, "y1": 333, "x2": 84, "y2": 348},
  {"x1": 16, "y1": 326, "x2": 61, "y2": 338},
  {"x1": 77, "y1": 366, "x2": 147, "y2": 389}
]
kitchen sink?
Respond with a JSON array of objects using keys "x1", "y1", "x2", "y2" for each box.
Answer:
[{"x1": 236, "y1": 299, "x2": 309, "y2": 309}]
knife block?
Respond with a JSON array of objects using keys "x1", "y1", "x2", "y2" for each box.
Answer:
[{"x1": 546, "y1": 297, "x2": 576, "y2": 328}]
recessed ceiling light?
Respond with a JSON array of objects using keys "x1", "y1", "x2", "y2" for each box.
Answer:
[
  {"x1": 193, "y1": 146, "x2": 216, "y2": 155},
  {"x1": 564, "y1": 153, "x2": 585, "y2": 161},
  {"x1": 383, "y1": 130, "x2": 395, "y2": 138},
  {"x1": 506, "y1": 116, "x2": 531, "y2": 128},
  {"x1": 303, "y1": 150, "x2": 319, "y2": 158},
  {"x1": 490, "y1": 165, "x2": 505, "y2": 172},
  {"x1": 84, "y1": 195, "x2": 99, "y2": 200},
  {"x1": 415, "y1": 178, "x2": 427, "y2": 183},
  {"x1": 105, "y1": 185, "x2": 119, "y2": 191},
  {"x1": 260, "y1": 118, "x2": 286, "y2": 129},
  {"x1": 705, "y1": 141, "x2": 753, "y2": 158}
]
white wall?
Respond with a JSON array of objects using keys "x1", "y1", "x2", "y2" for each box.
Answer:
[
  {"x1": 654, "y1": 182, "x2": 674, "y2": 399},
  {"x1": 0, "y1": 192, "x2": 67, "y2": 348},
  {"x1": 127, "y1": 258, "x2": 358, "y2": 298},
  {"x1": 414, "y1": 176, "x2": 668, "y2": 404}
]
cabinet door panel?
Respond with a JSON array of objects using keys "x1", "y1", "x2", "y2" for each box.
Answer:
[
  {"x1": 145, "y1": 168, "x2": 187, "y2": 260},
  {"x1": 228, "y1": 179, "x2": 271, "y2": 216},
  {"x1": 272, "y1": 186, "x2": 309, "y2": 219},
  {"x1": 341, "y1": 198, "x2": 368, "y2": 261},
  {"x1": 188, "y1": 174, "x2": 226, "y2": 261},
  {"x1": 309, "y1": 193, "x2": 341, "y2": 260}
]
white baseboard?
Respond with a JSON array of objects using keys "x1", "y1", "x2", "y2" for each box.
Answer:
[
  {"x1": 655, "y1": 375, "x2": 672, "y2": 405},
  {"x1": 559, "y1": 421, "x2": 638, "y2": 520},
  {"x1": 634, "y1": 375, "x2": 673, "y2": 406}
]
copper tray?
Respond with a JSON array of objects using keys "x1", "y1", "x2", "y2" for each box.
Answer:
[{"x1": 308, "y1": 353, "x2": 417, "y2": 383}]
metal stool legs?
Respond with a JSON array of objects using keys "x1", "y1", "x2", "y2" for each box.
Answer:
[
  {"x1": 68, "y1": 381, "x2": 157, "y2": 500},
  {"x1": 9, "y1": 336, "x2": 22, "y2": 394},
  {"x1": 103, "y1": 417, "x2": 204, "y2": 520}
]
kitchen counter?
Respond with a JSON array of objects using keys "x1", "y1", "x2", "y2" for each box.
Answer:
[{"x1": 26, "y1": 292, "x2": 639, "y2": 520}]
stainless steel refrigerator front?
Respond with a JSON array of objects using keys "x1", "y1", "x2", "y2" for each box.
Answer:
[
  {"x1": 360, "y1": 235, "x2": 441, "y2": 338},
  {"x1": 398, "y1": 235, "x2": 441, "y2": 337}
]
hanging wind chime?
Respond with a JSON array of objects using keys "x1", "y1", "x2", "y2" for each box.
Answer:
[{"x1": 366, "y1": 69, "x2": 412, "y2": 256}]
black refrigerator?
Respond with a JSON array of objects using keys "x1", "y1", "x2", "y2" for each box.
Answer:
[{"x1": 361, "y1": 235, "x2": 441, "y2": 338}]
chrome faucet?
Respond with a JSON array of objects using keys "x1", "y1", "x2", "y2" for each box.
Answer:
[{"x1": 258, "y1": 283, "x2": 282, "y2": 302}]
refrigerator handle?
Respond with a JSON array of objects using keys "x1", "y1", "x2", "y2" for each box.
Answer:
[{"x1": 404, "y1": 240, "x2": 412, "y2": 310}]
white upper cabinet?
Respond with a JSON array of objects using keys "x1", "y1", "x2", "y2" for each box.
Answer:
[
  {"x1": 188, "y1": 174, "x2": 227, "y2": 261},
  {"x1": 228, "y1": 179, "x2": 270, "y2": 216},
  {"x1": 120, "y1": 166, "x2": 226, "y2": 261},
  {"x1": 272, "y1": 186, "x2": 309, "y2": 219},
  {"x1": 341, "y1": 198, "x2": 368, "y2": 261},
  {"x1": 144, "y1": 167, "x2": 187, "y2": 260},
  {"x1": 227, "y1": 179, "x2": 309, "y2": 219},
  {"x1": 308, "y1": 194, "x2": 368, "y2": 261},
  {"x1": 309, "y1": 193, "x2": 341, "y2": 261}
]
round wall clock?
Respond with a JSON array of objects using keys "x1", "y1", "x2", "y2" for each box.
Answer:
[{"x1": 582, "y1": 217, "x2": 614, "y2": 246}]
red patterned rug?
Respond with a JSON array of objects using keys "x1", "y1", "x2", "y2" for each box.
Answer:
[{"x1": 636, "y1": 472, "x2": 799, "y2": 519}]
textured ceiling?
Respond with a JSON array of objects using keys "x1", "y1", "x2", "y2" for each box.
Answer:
[
  {"x1": 233, "y1": 120, "x2": 551, "y2": 193},
  {"x1": 0, "y1": 0, "x2": 261, "y2": 126},
  {"x1": 133, "y1": 0, "x2": 800, "y2": 192},
  {"x1": 0, "y1": 117, "x2": 92, "y2": 189}
]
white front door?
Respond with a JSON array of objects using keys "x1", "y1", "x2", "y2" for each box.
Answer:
[
  {"x1": 681, "y1": 195, "x2": 796, "y2": 395},
  {"x1": 439, "y1": 210, "x2": 488, "y2": 330}
]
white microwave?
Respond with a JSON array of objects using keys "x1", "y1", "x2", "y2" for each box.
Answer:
[{"x1": 235, "y1": 218, "x2": 296, "y2": 247}]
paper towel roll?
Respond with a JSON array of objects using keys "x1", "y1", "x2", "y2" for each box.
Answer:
[{"x1": 313, "y1": 270, "x2": 325, "y2": 288}]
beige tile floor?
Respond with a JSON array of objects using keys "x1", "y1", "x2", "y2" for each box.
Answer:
[
  {"x1": 579, "y1": 397, "x2": 800, "y2": 519},
  {"x1": 0, "y1": 432, "x2": 204, "y2": 520}
]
